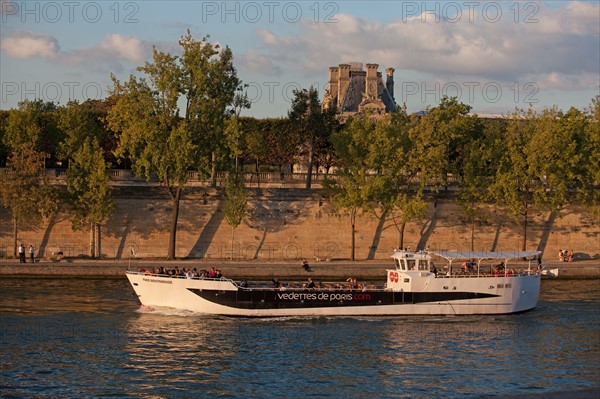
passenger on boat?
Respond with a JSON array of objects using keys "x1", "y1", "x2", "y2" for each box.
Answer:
[
  {"x1": 493, "y1": 263, "x2": 505, "y2": 276},
  {"x1": 239, "y1": 279, "x2": 248, "y2": 288},
  {"x1": 346, "y1": 278, "x2": 359, "y2": 290},
  {"x1": 307, "y1": 278, "x2": 315, "y2": 289},
  {"x1": 430, "y1": 263, "x2": 438, "y2": 276},
  {"x1": 461, "y1": 260, "x2": 475, "y2": 273},
  {"x1": 467, "y1": 260, "x2": 475, "y2": 273}
]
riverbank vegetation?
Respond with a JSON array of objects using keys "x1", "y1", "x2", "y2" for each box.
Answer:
[{"x1": 0, "y1": 33, "x2": 598, "y2": 259}]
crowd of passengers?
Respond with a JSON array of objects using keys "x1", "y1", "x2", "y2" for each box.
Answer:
[
  {"x1": 142, "y1": 267, "x2": 224, "y2": 279},
  {"x1": 242, "y1": 277, "x2": 369, "y2": 291}
]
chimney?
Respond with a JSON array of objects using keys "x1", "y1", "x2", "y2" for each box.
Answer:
[
  {"x1": 325, "y1": 66, "x2": 339, "y2": 109},
  {"x1": 386, "y1": 67, "x2": 395, "y2": 101},
  {"x1": 337, "y1": 64, "x2": 351, "y2": 109},
  {"x1": 365, "y1": 63, "x2": 379, "y2": 99}
]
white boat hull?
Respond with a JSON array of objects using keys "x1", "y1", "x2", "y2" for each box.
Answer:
[{"x1": 126, "y1": 272, "x2": 541, "y2": 317}]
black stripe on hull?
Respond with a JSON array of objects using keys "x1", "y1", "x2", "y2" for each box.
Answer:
[{"x1": 188, "y1": 289, "x2": 499, "y2": 310}]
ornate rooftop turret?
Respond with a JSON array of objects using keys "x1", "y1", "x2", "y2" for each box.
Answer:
[{"x1": 323, "y1": 62, "x2": 396, "y2": 120}]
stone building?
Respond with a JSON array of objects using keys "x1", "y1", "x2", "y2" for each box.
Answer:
[{"x1": 323, "y1": 62, "x2": 397, "y2": 120}]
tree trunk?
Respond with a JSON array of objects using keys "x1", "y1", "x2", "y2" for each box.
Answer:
[
  {"x1": 350, "y1": 209, "x2": 356, "y2": 261},
  {"x1": 211, "y1": 151, "x2": 217, "y2": 187},
  {"x1": 90, "y1": 222, "x2": 95, "y2": 258},
  {"x1": 398, "y1": 221, "x2": 406, "y2": 250},
  {"x1": 305, "y1": 135, "x2": 314, "y2": 189},
  {"x1": 96, "y1": 224, "x2": 101, "y2": 258},
  {"x1": 12, "y1": 216, "x2": 18, "y2": 258},
  {"x1": 471, "y1": 216, "x2": 475, "y2": 253},
  {"x1": 167, "y1": 187, "x2": 182, "y2": 260},
  {"x1": 231, "y1": 226, "x2": 235, "y2": 260},
  {"x1": 522, "y1": 210, "x2": 528, "y2": 251}
]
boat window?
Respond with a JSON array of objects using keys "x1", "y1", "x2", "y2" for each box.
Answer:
[
  {"x1": 418, "y1": 260, "x2": 429, "y2": 271},
  {"x1": 395, "y1": 258, "x2": 400, "y2": 269},
  {"x1": 407, "y1": 260, "x2": 416, "y2": 270}
]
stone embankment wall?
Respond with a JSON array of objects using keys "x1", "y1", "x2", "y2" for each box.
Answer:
[{"x1": 1, "y1": 187, "x2": 598, "y2": 262}]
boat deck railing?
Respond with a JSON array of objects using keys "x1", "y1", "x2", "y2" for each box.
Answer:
[
  {"x1": 435, "y1": 270, "x2": 540, "y2": 278},
  {"x1": 127, "y1": 270, "x2": 237, "y2": 284},
  {"x1": 127, "y1": 269, "x2": 542, "y2": 290},
  {"x1": 238, "y1": 282, "x2": 388, "y2": 291}
]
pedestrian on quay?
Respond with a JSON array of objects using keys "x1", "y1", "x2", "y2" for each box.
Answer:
[
  {"x1": 18, "y1": 243, "x2": 26, "y2": 263},
  {"x1": 29, "y1": 245, "x2": 35, "y2": 263}
]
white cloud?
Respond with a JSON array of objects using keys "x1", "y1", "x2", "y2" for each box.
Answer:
[
  {"x1": 62, "y1": 34, "x2": 150, "y2": 70},
  {"x1": 237, "y1": 49, "x2": 282, "y2": 76},
  {"x1": 0, "y1": 31, "x2": 152, "y2": 72},
  {"x1": 1, "y1": 31, "x2": 60, "y2": 59},
  {"x1": 1, "y1": 31, "x2": 151, "y2": 74},
  {"x1": 528, "y1": 72, "x2": 600, "y2": 91},
  {"x1": 246, "y1": 2, "x2": 599, "y2": 91},
  {"x1": 98, "y1": 34, "x2": 147, "y2": 64}
]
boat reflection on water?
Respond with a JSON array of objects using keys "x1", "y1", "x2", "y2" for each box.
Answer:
[{"x1": 123, "y1": 311, "x2": 240, "y2": 384}]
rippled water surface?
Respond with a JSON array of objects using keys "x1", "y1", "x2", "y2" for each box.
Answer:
[{"x1": 1, "y1": 278, "x2": 598, "y2": 398}]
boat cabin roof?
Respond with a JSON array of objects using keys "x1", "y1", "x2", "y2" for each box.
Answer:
[
  {"x1": 391, "y1": 250, "x2": 431, "y2": 261},
  {"x1": 430, "y1": 251, "x2": 541, "y2": 261}
]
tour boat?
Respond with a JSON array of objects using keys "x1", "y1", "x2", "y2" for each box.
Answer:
[{"x1": 126, "y1": 250, "x2": 550, "y2": 317}]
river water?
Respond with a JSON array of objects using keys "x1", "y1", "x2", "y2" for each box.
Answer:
[{"x1": 1, "y1": 278, "x2": 598, "y2": 399}]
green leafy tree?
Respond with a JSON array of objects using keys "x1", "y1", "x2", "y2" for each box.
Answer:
[
  {"x1": 0, "y1": 101, "x2": 59, "y2": 257},
  {"x1": 288, "y1": 86, "x2": 328, "y2": 188},
  {"x1": 372, "y1": 110, "x2": 427, "y2": 250},
  {"x1": 586, "y1": 96, "x2": 600, "y2": 222},
  {"x1": 223, "y1": 172, "x2": 248, "y2": 259},
  {"x1": 587, "y1": 97, "x2": 600, "y2": 182},
  {"x1": 263, "y1": 118, "x2": 302, "y2": 172},
  {"x1": 488, "y1": 108, "x2": 537, "y2": 250},
  {"x1": 487, "y1": 106, "x2": 593, "y2": 251},
  {"x1": 58, "y1": 101, "x2": 113, "y2": 257},
  {"x1": 404, "y1": 98, "x2": 483, "y2": 249},
  {"x1": 0, "y1": 110, "x2": 10, "y2": 166},
  {"x1": 451, "y1": 114, "x2": 489, "y2": 251},
  {"x1": 526, "y1": 107, "x2": 592, "y2": 209},
  {"x1": 455, "y1": 135, "x2": 495, "y2": 251},
  {"x1": 324, "y1": 114, "x2": 378, "y2": 260},
  {"x1": 107, "y1": 32, "x2": 240, "y2": 259},
  {"x1": 66, "y1": 137, "x2": 113, "y2": 257},
  {"x1": 409, "y1": 97, "x2": 479, "y2": 189},
  {"x1": 224, "y1": 84, "x2": 252, "y2": 171}
]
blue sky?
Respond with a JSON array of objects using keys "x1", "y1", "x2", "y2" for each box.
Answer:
[{"x1": 1, "y1": 1, "x2": 599, "y2": 117}]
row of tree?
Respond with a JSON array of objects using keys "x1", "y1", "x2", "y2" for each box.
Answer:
[
  {"x1": 1, "y1": 32, "x2": 598, "y2": 260},
  {"x1": 325, "y1": 97, "x2": 599, "y2": 259}
]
